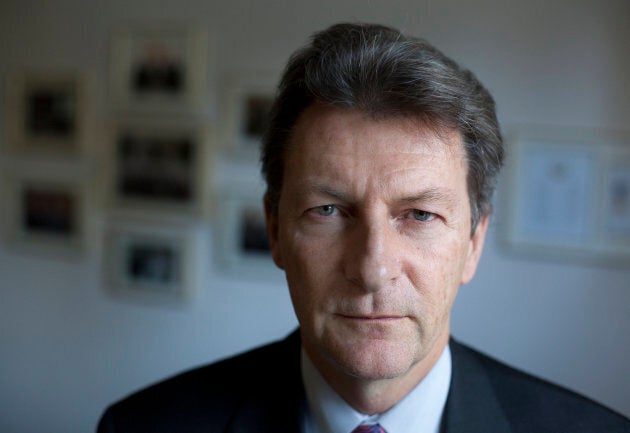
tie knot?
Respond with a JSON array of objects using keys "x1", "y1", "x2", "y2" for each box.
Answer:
[{"x1": 352, "y1": 424, "x2": 386, "y2": 433}]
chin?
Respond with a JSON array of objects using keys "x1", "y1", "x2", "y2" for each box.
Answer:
[
  {"x1": 344, "y1": 355, "x2": 415, "y2": 381},
  {"x1": 334, "y1": 337, "x2": 419, "y2": 380}
]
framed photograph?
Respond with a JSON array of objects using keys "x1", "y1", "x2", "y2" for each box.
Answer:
[
  {"x1": 109, "y1": 118, "x2": 211, "y2": 218},
  {"x1": 110, "y1": 24, "x2": 208, "y2": 113},
  {"x1": 3, "y1": 173, "x2": 87, "y2": 256},
  {"x1": 104, "y1": 222, "x2": 197, "y2": 303},
  {"x1": 220, "y1": 71, "x2": 278, "y2": 158},
  {"x1": 4, "y1": 70, "x2": 89, "y2": 155},
  {"x1": 508, "y1": 141, "x2": 597, "y2": 247},
  {"x1": 602, "y1": 155, "x2": 630, "y2": 240},
  {"x1": 214, "y1": 187, "x2": 282, "y2": 278},
  {"x1": 502, "y1": 128, "x2": 630, "y2": 264}
]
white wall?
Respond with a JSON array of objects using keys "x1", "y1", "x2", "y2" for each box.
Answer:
[{"x1": 0, "y1": 1, "x2": 628, "y2": 432}]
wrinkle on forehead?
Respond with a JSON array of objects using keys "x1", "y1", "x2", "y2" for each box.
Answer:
[{"x1": 293, "y1": 105, "x2": 464, "y2": 160}]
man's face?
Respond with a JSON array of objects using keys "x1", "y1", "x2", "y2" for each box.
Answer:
[{"x1": 266, "y1": 105, "x2": 488, "y2": 384}]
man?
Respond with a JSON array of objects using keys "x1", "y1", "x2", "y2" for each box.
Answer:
[{"x1": 98, "y1": 23, "x2": 629, "y2": 432}]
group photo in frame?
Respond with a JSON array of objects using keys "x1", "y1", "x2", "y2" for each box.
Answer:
[
  {"x1": 219, "y1": 71, "x2": 278, "y2": 159},
  {"x1": 502, "y1": 127, "x2": 630, "y2": 264},
  {"x1": 110, "y1": 24, "x2": 208, "y2": 113},
  {"x1": 4, "y1": 70, "x2": 89, "y2": 156},
  {"x1": 214, "y1": 186, "x2": 281, "y2": 278},
  {"x1": 2, "y1": 171, "x2": 87, "y2": 257},
  {"x1": 103, "y1": 221, "x2": 197, "y2": 303},
  {"x1": 108, "y1": 118, "x2": 211, "y2": 218}
]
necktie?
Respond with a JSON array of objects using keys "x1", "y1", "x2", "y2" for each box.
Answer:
[{"x1": 352, "y1": 424, "x2": 386, "y2": 433}]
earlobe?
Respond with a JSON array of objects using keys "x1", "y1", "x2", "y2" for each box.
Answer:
[
  {"x1": 461, "y1": 215, "x2": 489, "y2": 285},
  {"x1": 264, "y1": 194, "x2": 284, "y2": 269}
]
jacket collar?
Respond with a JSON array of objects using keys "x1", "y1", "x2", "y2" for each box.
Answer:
[
  {"x1": 441, "y1": 338, "x2": 513, "y2": 433},
  {"x1": 224, "y1": 330, "x2": 513, "y2": 433}
]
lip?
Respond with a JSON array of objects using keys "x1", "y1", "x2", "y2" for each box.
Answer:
[{"x1": 338, "y1": 314, "x2": 403, "y2": 321}]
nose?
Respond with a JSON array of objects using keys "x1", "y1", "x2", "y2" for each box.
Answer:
[{"x1": 342, "y1": 217, "x2": 402, "y2": 292}]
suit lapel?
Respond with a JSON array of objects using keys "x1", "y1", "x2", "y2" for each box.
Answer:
[
  {"x1": 226, "y1": 397, "x2": 304, "y2": 433},
  {"x1": 441, "y1": 339, "x2": 513, "y2": 433},
  {"x1": 226, "y1": 330, "x2": 305, "y2": 433}
]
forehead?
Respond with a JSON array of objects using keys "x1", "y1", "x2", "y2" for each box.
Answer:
[
  {"x1": 279, "y1": 105, "x2": 471, "y2": 211},
  {"x1": 286, "y1": 104, "x2": 465, "y2": 167}
]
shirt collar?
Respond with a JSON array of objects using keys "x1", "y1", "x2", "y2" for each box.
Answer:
[{"x1": 301, "y1": 343, "x2": 452, "y2": 433}]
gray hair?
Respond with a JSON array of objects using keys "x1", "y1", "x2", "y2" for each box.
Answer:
[{"x1": 261, "y1": 22, "x2": 504, "y2": 233}]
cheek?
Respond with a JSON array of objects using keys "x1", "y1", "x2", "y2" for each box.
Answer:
[
  {"x1": 282, "y1": 233, "x2": 339, "y2": 309},
  {"x1": 283, "y1": 225, "x2": 343, "y2": 270},
  {"x1": 408, "y1": 239, "x2": 468, "y2": 311}
]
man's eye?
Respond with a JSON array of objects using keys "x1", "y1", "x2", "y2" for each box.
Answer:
[
  {"x1": 315, "y1": 204, "x2": 337, "y2": 216},
  {"x1": 411, "y1": 210, "x2": 435, "y2": 222}
]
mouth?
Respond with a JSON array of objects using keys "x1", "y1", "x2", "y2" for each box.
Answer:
[{"x1": 338, "y1": 314, "x2": 403, "y2": 321}]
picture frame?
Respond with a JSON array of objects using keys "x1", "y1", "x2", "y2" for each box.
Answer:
[
  {"x1": 104, "y1": 221, "x2": 198, "y2": 303},
  {"x1": 601, "y1": 152, "x2": 630, "y2": 243},
  {"x1": 110, "y1": 24, "x2": 208, "y2": 113},
  {"x1": 2, "y1": 171, "x2": 87, "y2": 257},
  {"x1": 220, "y1": 71, "x2": 278, "y2": 158},
  {"x1": 4, "y1": 70, "x2": 89, "y2": 155},
  {"x1": 502, "y1": 127, "x2": 630, "y2": 264},
  {"x1": 108, "y1": 117, "x2": 211, "y2": 219},
  {"x1": 214, "y1": 186, "x2": 281, "y2": 278}
]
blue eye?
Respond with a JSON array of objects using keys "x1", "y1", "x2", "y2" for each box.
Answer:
[
  {"x1": 411, "y1": 210, "x2": 435, "y2": 222},
  {"x1": 316, "y1": 205, "x2": 337, "y2": 216}
]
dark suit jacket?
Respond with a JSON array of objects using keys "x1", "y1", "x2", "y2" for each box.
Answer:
[{"x1": 97, "y1": 329, "x2": 629, "y2": 432}]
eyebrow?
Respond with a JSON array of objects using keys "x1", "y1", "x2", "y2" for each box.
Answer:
[
  {"x1": 307, "y1": 182, "x2": 352, "y2": 202},
  {"x1": 306, "y1": 181, "x2": 459, "y2": 208},
  {"x1": 396, "y1": 188, "x2": 459, "y2": 207}
]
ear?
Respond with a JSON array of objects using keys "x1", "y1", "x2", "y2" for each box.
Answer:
[
  {"x1": 264, "y1": 194, "x2": 284, "y2": 270},
  {"x1": 461, "y1": 215, "x2": 489, "y2": 285}
]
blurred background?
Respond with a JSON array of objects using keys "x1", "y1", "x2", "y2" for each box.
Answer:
[{"x1": 0, "y1": 0, "x2": 629, "y2": 432}]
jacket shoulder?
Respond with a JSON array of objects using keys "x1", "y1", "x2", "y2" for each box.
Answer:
[
  {"x1": 97, "y1": 330, "x2": 302, "y2": 432},
  {"x1": 449, "y1": 339, "x2": 629, "y2": 432}
]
